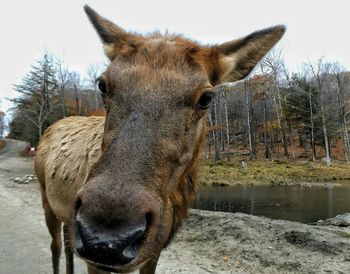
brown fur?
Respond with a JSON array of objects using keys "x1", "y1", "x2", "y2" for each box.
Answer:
[{"x1": 35, "y1": 5, "x2": 285, "y2": 274}]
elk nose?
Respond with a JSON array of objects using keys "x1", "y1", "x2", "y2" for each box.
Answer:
[{"x1": 75, "y1": 212, "x2": 147, "y2": 266}]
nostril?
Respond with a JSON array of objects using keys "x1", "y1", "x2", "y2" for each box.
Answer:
[{"x1": 118, "y1": 224, "x2": 146, "y2": 263}]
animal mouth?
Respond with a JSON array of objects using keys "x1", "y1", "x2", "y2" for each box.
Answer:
[
  {"x1": 87, "y1": 257, "x2": 148, "y2": 273},
  {"x1": 95, "y1": 265, "x2": 116, "y2": 272},
  {"x1": 79, "y1": 252, "x2": 147, "y2": 273}
]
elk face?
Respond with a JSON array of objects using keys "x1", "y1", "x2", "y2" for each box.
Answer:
[{"x1": 70, "y1": 5, "x2": 285, "y2": 273}]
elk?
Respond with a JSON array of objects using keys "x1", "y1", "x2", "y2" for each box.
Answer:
[{"x1": 35, "y1": 5, "x2": 285, "y2": 274}]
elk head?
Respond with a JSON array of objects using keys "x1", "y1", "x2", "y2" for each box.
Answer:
[{"x1": 70, "y1": 5, "x2": 285, "y2": 273}]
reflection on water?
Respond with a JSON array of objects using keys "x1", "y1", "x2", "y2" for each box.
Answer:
[{"x1": 192, "y1": 184, "x2": 350, "y2": 223}]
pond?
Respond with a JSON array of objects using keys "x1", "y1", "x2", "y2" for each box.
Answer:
[{"x1": 191, "y1": 183, "x2": 350, "y2": 223}]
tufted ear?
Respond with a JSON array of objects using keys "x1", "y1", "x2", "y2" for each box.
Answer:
[
  {"x1": 84, "y1": 5, "x2": 131, "y2": 60},
  {"x1": 216, "y1": 25, "x2": 286, "y2": 83}
]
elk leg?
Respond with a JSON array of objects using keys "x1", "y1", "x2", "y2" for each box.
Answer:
[
  {"x1": 41, "y1": 186, "x2": 62, "y2": 274},
  {"x1": 87, "y1": 264, "x2": 110, "y2": 274},
  {"x1": 63, "y1": 224, "x2": 74, "y2": 274},
  {"x1": 140, "y1": 255, "x2": 160, "y2": 274}
]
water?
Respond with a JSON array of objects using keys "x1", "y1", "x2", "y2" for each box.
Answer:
[{"x1": 192, "y1": 184, "x2": 350, "y2": 223}]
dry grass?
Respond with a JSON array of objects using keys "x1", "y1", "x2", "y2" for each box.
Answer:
[{"x1": 200, "y1": 159, "x2": 350, "y2": 186}]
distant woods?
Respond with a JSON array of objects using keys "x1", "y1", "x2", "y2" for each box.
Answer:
[
  {"x1": 8, "y1": 53, "x2": 105, "y2": 145},
  {"x1": 208, "y1": 52, "x2": 350, "y2": 164},
  {"x1": 5, "y1": 51, "x2": 350, "y2": 164}
]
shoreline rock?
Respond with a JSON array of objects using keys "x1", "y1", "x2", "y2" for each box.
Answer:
[{"x1": 315, "y1": 213, "x2": 350, "y2": 227}]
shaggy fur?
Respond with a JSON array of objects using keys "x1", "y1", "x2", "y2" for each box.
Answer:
[{"x1": 35, "y1": 5, "x2": 285, "y2": 274}]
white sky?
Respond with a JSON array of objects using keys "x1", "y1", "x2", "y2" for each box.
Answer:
[{"x1": 1, "y1": 0, "x2": 349, "y2": 114}]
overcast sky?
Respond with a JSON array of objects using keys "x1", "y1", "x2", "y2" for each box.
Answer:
[{"x1": 1, "y1": 0, "x2": 349, "y2": 114}]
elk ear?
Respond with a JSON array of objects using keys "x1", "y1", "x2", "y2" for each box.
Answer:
[
  {"x1": 84, "y1": 5, "x2": 129, "y2": 60},
  {"x1": 216, "y1": 25, "x2": 286, "y2": 83}
]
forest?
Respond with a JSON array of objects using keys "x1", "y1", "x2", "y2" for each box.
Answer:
[{"x1": 2, "y1": 50, "x2": 350, "y2": 164}]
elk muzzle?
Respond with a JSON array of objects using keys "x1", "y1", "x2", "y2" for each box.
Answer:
[
  {"x1": 75, "y1": 211, "x2": 148, "y2": 265},
  {"x1": 71, "y1": 180, "x2": 159, "y2": 269}
]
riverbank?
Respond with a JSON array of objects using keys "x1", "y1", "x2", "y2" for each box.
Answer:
[
  {"x1": 157, "y1": 210, "x2": 350, "y2": 273},
  {"x1": 201, "y1": 159, "x2": 350, "y2": 186}
]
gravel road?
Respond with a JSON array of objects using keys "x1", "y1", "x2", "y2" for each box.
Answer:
[
  {"x1": 0, "y1": 139, "x2": 87, "y2": 274},
  {"x1": 1, "y1": 139, "x2": 350, "y2": 274}
]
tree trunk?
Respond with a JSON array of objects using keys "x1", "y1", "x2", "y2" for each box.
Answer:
[
  {"x1": 318, "y1": 82, "x2": 331, "y2": 166},
  {"x1": 276, "y1": 83, "x2": 289, "y2": 157},
  {"x1": 309, "y1": 90, "x2": 316, "y2": 161},
  {"x1": 95, "y1": 88, "x2": 99, "y2": 110},
  {"x1": 341, "y1": 115, "x2": 350, "y2": 163},
  {"x1": 336, "y1": 74, "x2": 350, "y2": 163},
  {"x1": 206, "y1": 135, "x2": 211, "y2": 159},
  {"x1": 343, "y1": 117, "x2": 350, "y2": 163},
  {"x1": 263, "y1": 90, "x2": 271, "y2": 159},
  {"x1": 60, "y1": 89, "x2": 66, "y2": 117},
  {"x1": 208, "y1": 113, "x2": 216, "y2": 160},
  {"x1": 321, "y1": 111, "x2": 331, "y2": 166},
  {"x1": 245, "y1": 81, "x2": 254, "y2": 159},
  {"x1": 319, "y1": 98, "x2": 330, "y2": 166},
  {"x1": 289, "y1": 126, "x2": 296, "y2": 159},
  {"x1": 74, "y1": 84, "x2": 80, "y2": 115},
  {"x1": 308, "y1": 60, "x2": 331, "y2": 165},
  {"x1": 222, "y1": 89, "x2": 230, "y2": 160},
  {"x1": 213, "y1": 98, "x2": 221, "y2": 161},
  {"x1": 270, "y1": 80, "x2": 289, "y2": 157},
  {"x1": 39, "y1": 124, "x2": 42, "y2": 138}
]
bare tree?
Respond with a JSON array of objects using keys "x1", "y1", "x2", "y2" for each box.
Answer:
[
  {"x1": 86, "y1": 64, "x2": 103, "y2": 110},
  {"x1": 207, "y1": 112, "x2": 216, "y2": 159},
  {"x1": 262, "y1": 87, "x2": 271, "y2": 159},
  {"x1": 308, "y1": 59, "x2": 331, "y2": 165},
  {"x1": 308, "y1": 85, "x2": 316, "y2": 161},
  {"x1": 212, "y1": 92, "x2": 222, "y2": 161},
  {"x1": 262, "y1": 49, "x2": 289, "y2": 157},
  {"x1": 331, "y1": 63, "x2": 350, "y2": 163},
  {"x1": 55, "y1": 56, "x2": 70, "y2": 117},
  {"x1": 281, "y1": 65, "x2": 298, "y2": 158},
  {"x1": 68, "y1": 72, "x2": 82, "y2": 115},
  {"x1": 222, "y1": 86, "x2": 231, "y2": 160},
  {"x1": 258, "y1": 66, "x2": 272, "y2": 159},
  {"x1": 244, "y1": 79, "x2": 254, "y2": 159}
]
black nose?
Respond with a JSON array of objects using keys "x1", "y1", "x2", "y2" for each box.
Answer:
[{"x1": 75, "y1": 212, "x2": 146, "y2": 266}]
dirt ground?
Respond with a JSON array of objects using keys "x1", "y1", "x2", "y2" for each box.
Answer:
[{"x1": 1, "y1": 139, "x2": 350, "y2": 274}]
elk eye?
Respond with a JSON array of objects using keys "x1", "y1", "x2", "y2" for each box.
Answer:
[
  {"x1": 196, "y1": 91, "x2": 214, "y2": 110},
  {"x1": 97, "y1": 78, "x2": 107, "y2": 95}
]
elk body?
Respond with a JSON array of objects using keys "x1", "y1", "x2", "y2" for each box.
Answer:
[{"x1": 35, "y1": 5, "x2": 285, "y2": 274}]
